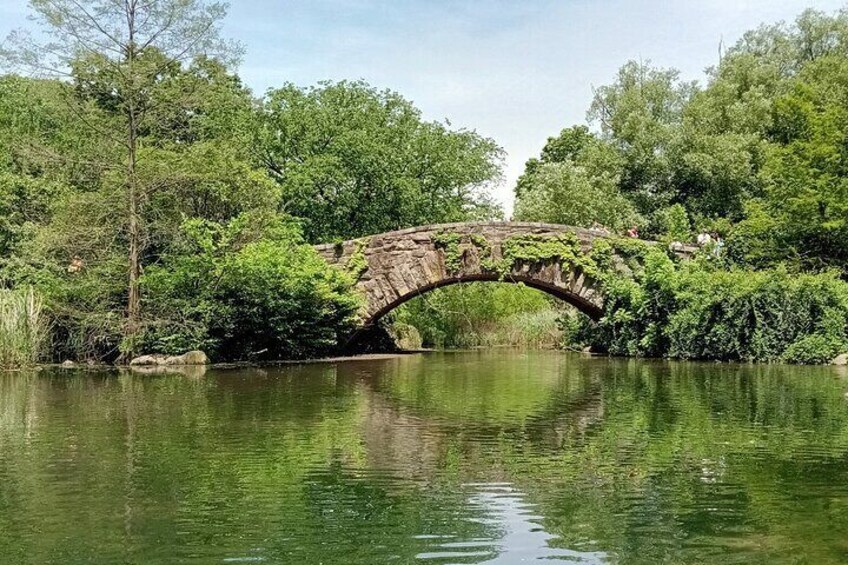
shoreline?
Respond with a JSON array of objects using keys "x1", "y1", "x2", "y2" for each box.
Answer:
[
  {"x1": 32, "y1": 350, "x2": 431, "y2": 373},
  {"x1": 9, "y1": 347, "x2": 848, "y2": 373}
]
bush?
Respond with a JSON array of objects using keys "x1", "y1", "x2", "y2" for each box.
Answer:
[
  {"x1": 387, "y1": 322, "x2": 423, "y2": 350},
  {"x1": 212, "y1": 240, "x2": 359, "y2": 359},
  {"x1": 557, "y1": 309, "x2": 596, "y2": 350},
  {"x1": 592, "y1": 248, "x2": 848, "y2": 363},
  {"x1": 141, "y1": 214, "x2": 360, "y2": 361},
  {"x1": 783, "y1": 333, "x2": 845, "y2": 365}
]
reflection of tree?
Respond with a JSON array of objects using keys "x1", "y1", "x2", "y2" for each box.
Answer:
[
  {"x1": 0, "y1": 366, "x2": 367, "y2": 562},
  {"x1": 469, "y1": 360, "x2": 848, "y2": 564},
  {"x1": 296, "y1": 459, "x2": 493, "y2": 563}
]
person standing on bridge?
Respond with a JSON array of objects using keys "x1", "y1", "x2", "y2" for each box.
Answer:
[{"x1": 712, "y1": 233, "x2": 725, "y2": 258}]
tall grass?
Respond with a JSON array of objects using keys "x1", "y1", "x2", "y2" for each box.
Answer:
[
  {"x1": 392, "y1": 283, "x2": 567, "y2": 349},
  {"x1": 495, "y1": 309, "x2": 563, "y2": 348},
  {"x1": 0, "y1": 288, "x2": 47, "y2": 367},
  {"x1": 445, "y1": 309, "x2": 564, "y2": 349}
]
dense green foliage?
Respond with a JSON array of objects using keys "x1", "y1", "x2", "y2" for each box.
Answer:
[
  {"x1": 259, "y1": 81, "x2": 503, "y2": 242},
  {"x1": 585, "y1": 249, "x2": 848, "y2": 363},
  {"x1": 513, "y1": 160, "x2": 640, "y2": 231},
  {"x1": 1, "y1": 3, "x2": 847, "y2": 364},
  {"x1": 0, "y1": 59, "x2": 282, "y2": 361},
  {"x1": 142, "y1": 215, "x2": 359, "y2": 360},
  {"x1": 515, "y1": 8, "x2": 848, "y2": 267}
]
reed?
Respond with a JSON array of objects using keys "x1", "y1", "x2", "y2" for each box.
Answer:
[{"x1": 0, "y1": 288, "x2": 47, "y2": 368}]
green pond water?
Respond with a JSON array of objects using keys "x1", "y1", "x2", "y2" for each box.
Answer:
[{"x1": 1, "y1": 351, "x2": 848, "y2": 564}]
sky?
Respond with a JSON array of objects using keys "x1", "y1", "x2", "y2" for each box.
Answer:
[{"x1": 1, "y1": 0, "x2": 845, "y2": 213}]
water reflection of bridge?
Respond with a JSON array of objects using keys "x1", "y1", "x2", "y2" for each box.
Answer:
[{"x1": 357, "y1": 370, "x2": 607, "y2": 481}]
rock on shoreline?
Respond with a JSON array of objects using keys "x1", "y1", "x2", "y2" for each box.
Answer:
[{"x1": 129, "y1": 350, "x2": 210, "y2": 366}]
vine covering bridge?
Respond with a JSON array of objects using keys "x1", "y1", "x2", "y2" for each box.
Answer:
[{"x1": 316, "y1": 222, "x2": 694, "y2": 330}]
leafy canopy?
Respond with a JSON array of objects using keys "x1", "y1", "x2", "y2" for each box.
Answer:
[{"x1": 259, "y1": 80, "x2": 503, "y2": 242}]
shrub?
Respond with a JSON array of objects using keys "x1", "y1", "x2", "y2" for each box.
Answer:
[
  {"x1": 141, "y1": 214, "x2": 360, "y2": 361},
  {"x1": 592, "y1": 248, "x2": 848, "y2": 363},
  {"x1": 783, "y1": 333, "x2": 845, "y2": 365},
  {"x1": 387, "y1": 322, "x2": 422, "y2": 350},
  {"x1": 557, "y1": 310, "x2": 591, "y2": 349},
  {"x1": 211, "y1": 240, "x2": 359, "y2": 359}
]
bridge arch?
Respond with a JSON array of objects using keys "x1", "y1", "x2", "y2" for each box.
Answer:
[
  {"x1": 314, "y1": 222, "x2": 654, "y2": 329},
  {"x1": 363, "y1": 273, "x2": 604, "y2": 325}
]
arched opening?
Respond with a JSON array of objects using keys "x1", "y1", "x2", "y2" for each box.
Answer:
[
  {"x1": 349, "y1": 276, "x2": 600, "y2": 351},
  {"x1": 364, "y1": 274, "x2": 603, "y2": 326}
]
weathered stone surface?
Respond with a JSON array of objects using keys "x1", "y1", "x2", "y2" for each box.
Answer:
[
  {"x1": 389, "y1": 323, "x2": 423, "y2": 350},
  {"x1": 130, "y1": 350, "x2": 209, "y2": 366},
  {"x1": 129, "y1": 354, "x2": 166, "y2": 366},
  {"x1": 314, "y1": 221, "x2": 691, "y2": 333},
  {"x1": 164, "y1": 350, "x2": 210, "y2": 366},
  {"x1": 832, "y1": 353, "x2": 848, "y2": 366}
]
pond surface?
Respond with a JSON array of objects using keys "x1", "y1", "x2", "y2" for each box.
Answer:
[{"x1": 2, "y1": 351, "x2": 848, "y2": 564}]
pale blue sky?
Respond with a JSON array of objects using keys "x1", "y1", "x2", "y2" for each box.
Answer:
[{"x1": 1, "y1": 0, "x2": 844, "y2": 212}]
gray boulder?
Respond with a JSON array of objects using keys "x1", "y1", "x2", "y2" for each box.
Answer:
[
  {"x1": 388, "y1": 323, "x2": 422, "y2": 351},
  {"x1": 129, "y1": 354, "x2": 167, "y2": 366},
  {"x1": 163, "y1": 350, "x2": 210, "y2": 366},
  {"x1": 128, "y1": 364, "x2": 208, "y2": 378},
  {"x1": 832, "y1": 353, "x2": 848, "y2": 366},
  {"x1": 129, "y1": 350, "x2": 209, "y2": 366}
]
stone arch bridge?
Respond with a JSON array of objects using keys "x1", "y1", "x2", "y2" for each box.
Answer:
[{"x1": 315, "y1": 222, "x2": 692, "y2": 330}]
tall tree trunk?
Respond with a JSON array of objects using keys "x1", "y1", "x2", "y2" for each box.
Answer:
[
  {"x1": 123, "y1": 0, "x2": 141, "y2": 362},
  {"x1": 126, "y1": 134, "x2": 140, "y2": 359}
]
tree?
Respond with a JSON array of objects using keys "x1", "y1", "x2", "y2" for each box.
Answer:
[
  {"x1": 258, "y1": 80, "x2": 503, "y2": 242},
  {"x1": 513, "y1": 125, "x2": 637, "y2": 231},
  {"x1": 515, "y1": 126, "x2": 623, "y2": 198},
  {"x1": 2, "y1": 0, "x2": 242, "y2": 360},
  {"x1": 0, "y1": 76, "x2": 75, "y2": 261},
  {"x1": 514, "y1": 161, "x2": 639, "y2": 232},
  {"x1": 754, "y1": 55, "x2": 848, "y2": 271},
  {"x1": 588, "y1": 61, "x2": 696, "y2": 213}
]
